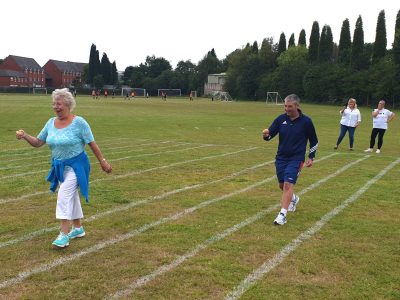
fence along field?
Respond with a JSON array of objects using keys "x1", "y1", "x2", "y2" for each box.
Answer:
[{"x1": 0, "y1": 94, "x2": 399, "y2": 299}]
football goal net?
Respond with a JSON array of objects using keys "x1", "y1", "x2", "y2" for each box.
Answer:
[
  {"x1": 266, "y1": 92, "x2": 283, "y2": 105},
  {"x1": 158, "y1": 89, "x2": 182, "y2": 97},
  {"x1": 121, "y1": 88, "x2": 146, "y2": 97},
  {"x1": 32, "y1": 88, "x2": 48, "y2": 94},
  {"x1": 211, "y1": 91, "x2": 232, "y2": 101}
]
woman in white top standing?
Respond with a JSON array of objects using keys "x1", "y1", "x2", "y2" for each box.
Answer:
[
  {"x1": 364, "y1": 100, "x2": 396, "y2": 153},
  {"x1": 334, "y1": 98, "x2": 361, "y2": 151}
]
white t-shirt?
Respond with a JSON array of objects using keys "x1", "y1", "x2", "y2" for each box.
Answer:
[
  {"x1": 372, "y1": 108, "x2": 393, "y2": 130},
  {"x1": 340, "y1": 108, "x2": 361, "y2": 127}
]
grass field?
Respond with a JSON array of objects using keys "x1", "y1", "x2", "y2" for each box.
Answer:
[{"x1": 0, "y1": 94, "x2": 399, "y2": 299}]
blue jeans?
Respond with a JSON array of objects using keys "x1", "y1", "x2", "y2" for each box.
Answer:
[{"x1": 336, "y1": 124, "x2": 356, "y2": 148}]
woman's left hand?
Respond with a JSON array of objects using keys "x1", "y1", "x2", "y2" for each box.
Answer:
[{"x1": 100, "y1": 159, "x2": 112, "y2": 173}]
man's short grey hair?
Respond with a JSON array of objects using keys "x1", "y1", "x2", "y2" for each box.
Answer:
[
  {"x1": 284, "y1": 94, "x2": 300, "y2": 105},
  {"x1": 52, "y1": 88, "x2": 76, "y2": 112}
]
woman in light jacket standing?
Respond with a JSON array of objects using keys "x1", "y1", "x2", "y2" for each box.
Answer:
[{"x1": 334, "y1": 98, "x2": 361, "y2": 151}]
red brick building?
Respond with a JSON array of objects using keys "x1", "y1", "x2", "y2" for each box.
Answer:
[
  {"x1": 43, "y1": 60, "x2": 86, "y2": 88},
  {"x1": 0, "y1": 55, "x2": 44, "y2": 87}
]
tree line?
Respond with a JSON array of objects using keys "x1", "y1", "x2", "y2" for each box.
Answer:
[{"x1": 85, "y1": 9, "x2": 400, "y2": 105}]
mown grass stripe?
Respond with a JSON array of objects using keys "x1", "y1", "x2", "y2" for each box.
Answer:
[{"x1": 0, "y1": 147, "x2": 258, "y2": 204}]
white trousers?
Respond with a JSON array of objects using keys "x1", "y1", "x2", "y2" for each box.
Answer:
[{"x1": 56, "y1": 168, "x2": 84, "y2": 220}]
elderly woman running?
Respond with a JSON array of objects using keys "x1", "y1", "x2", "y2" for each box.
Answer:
[{"x1": 16, "y1": 88, "x2": 112, "y2": 248}]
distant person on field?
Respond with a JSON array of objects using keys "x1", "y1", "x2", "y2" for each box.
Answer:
[
  {"x1": 334, "y1": 98, "x2": 361, "y2": 151},
  {"x1": 262, "y1": 94, "x2": 318, "y2": 226},
  {"x1": 104, "y1": 90, "x2": 108, "y2": 98},
  {"x1": 364, "y1": 100, "x2": 395, "y2": 154},
  {"x1": 112, "y1": 90, "x2": 115, "y2": 98},
  {"x1": 91, "y1": 89, "x2": 96, "y2": 99},
  {"x1": 189, "y1": 92, "x2": 193, "y2": 101},
  {"x1": 131, "y1": 91, "x2": 135, "y2": 99},
  {"x1": 15, "y1": 88, "x2": 112, "y2": 248}
]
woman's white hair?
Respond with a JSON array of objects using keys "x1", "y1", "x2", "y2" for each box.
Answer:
[{"x1": 52, "y1": 88, "x2": 76, "y2": 112}]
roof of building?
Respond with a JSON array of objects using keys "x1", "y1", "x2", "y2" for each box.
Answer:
[
  {"x1": 48, "y1": 60, "x2": 86, "y2": 72},
  {"x1": 8, "y1": 55, "x2": 42, "y2": 70},
  {"x1": 208, "y1": 72, "x2": 227, "y2": 76},
  {"x1": 0, "y1": 69, "x2": 25, "y2": 77}
]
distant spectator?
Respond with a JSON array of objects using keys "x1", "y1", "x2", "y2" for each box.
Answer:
[
  {"x1": 91, "y1": 89, "x2": 96, "y2": 99},
  {"x1": 104, "y1": 90, "x2": 108, "y2": 98},
  {"x1": 364, "y1": 100, "x2": 396, "y2": 154}
]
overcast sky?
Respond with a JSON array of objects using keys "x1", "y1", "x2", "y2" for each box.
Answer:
[{"x1": 1, "y1": 0, "x2": 398, "y2": 71}]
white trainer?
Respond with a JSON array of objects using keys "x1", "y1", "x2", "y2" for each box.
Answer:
[
  {"x1": 364, "y1": 148, "x2": 373, "y2": 153},
  {"x1": 273, "y1": 212, "x2": 287, "y2": 225},
  {"x1": 288, "y1": 195, "x2": 300, "y2": 212},
  {"x1": 376, "y1": 149, "x2": 381, "y2": 154}
]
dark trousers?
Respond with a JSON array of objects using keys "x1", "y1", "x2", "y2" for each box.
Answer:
[
  {"x1": 336, "y1": 124, "x2": 356, "y2": 148},
  {"x1": 369, "y1": 128, "x2": 386, "y2": 149}
]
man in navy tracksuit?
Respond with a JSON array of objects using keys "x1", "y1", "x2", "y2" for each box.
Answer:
[{"x1": 262, "y1": 94, "x2": 318, "y2": 225}]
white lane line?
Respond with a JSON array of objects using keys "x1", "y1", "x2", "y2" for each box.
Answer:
[
  {"x1": 100, "y1": 147, "x2": 259, "y2": 182},
  {"x1": 0, "y1": 142, "x2": 193, "y2": 171},
  {"x1": 0, "y1": 177, "x2": 275, "y2": 290},
  {"x1": 0, "y1": 170, "x2": 47, "y2": 180},
  {"x1": 110, "y1": 144, "x2": 212, "y2": 162},
  {"x1": 224, "y1": 157, "x2": 400, "y2": 300},
  {"x1": 0, "y1": 147, "x2": 258, "y2": 204},
  {"x1": 106, "y1": 154, "x2": 366, "y2": 298},
  {"x1": 0, "y1": 160, "x2": 275, "y2": 249},
  {"x1": 0, "y1": 137, "x2": 143, "y2": 158}
]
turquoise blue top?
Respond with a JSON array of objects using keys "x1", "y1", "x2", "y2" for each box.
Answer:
[{"x1": 37, "y1": 116, "x2": 94, "y2": 160}]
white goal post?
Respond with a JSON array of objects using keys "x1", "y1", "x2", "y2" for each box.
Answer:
[
  {"x1": 266, "y1": 92, "x2": 283, "y2": 105},
  {"x1": 158, "y1": 89, "x2": 182, "y2": 97},
  {"x1": 32, "y1": 87, "x2": 48, "y2": 94},
  {"x1": 121, "y1": 87, "x2": 146, "y2": 97},
  {"x1": 190, "y1": 91, "x2": 197, "y2": 98}
]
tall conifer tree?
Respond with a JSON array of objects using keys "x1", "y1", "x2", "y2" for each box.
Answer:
[
  {"x1": 352, "y1": 15, "x2": 367, "y2": 70},
  {"x1": 88, "y1": 44, "x2": 98, "y2": 84},
  {"x1": 288, "y1": 33, "x2": 295, "y2": 47},
  {"x1": 372, "y1": 10, "x2": 387, "y2": 63},
  {"x1": 101, "y1": 53, "x2": 112, "y2": 84},
  {"x1": 252, "y1": 41, "x2": 259, "y2": 54},
  {"x1": 338, "y1": 19, "x2": 351, "y2": 64},
  {"x1": 394, "y1": 9, "x2": 400, "y2": 65},
  {"x1": 278, "y1": 33, "x2": 287, "y2": 55},
  {"x1": 309, "y1": 21, "x2": 320, "y2": 63},
  {"x1": 319, "y1": 25, "x2": 334, "y2": 62},
  {"x1": 298, "y1": 29, "x2": 306, "y2": 46}
]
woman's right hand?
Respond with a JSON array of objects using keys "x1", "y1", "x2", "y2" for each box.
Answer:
[{"x1": 16, "y1": 129, "x2": 25, "y2": 139}]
